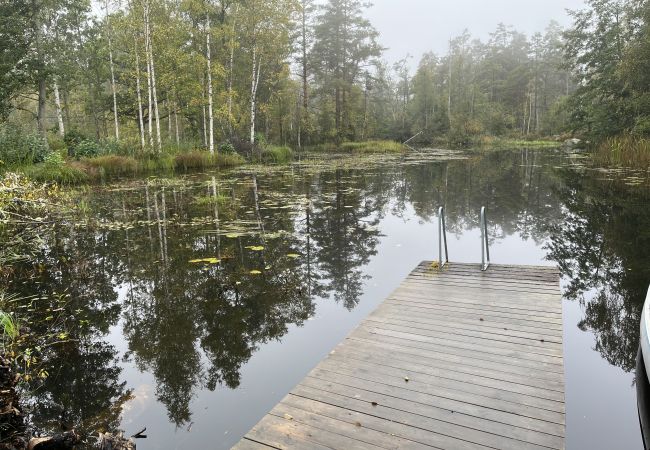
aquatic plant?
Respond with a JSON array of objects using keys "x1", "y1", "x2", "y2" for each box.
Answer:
[
  {"x1": 309, "y1": 140, "x2": 406, "y2": 153},
  {"x1": 84, "y1": 155, "x2": 139, "y2": 177},
  {"x1": 593, "y1": 134, "x2": 650, "y2": 169},
  {"x1": 0, "y1": 311, "x2": 19, "y2": 343},
  {"x1": 262, "y1": 145, "x2": 293, "y2": 163}
]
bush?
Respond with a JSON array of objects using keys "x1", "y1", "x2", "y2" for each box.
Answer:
[
  {"x1": 63, "y1": 130, "x2": 89, "y2": 155},
  {"x1": 254, "y1": 132, "x2": 267, "y2": 147},
  {"x1": 98, "y1": 138, "x2": 124, "y2": 156},
  {"x1": 262, "y1": 145, "x2": 293, "y2": 163},
  {"x1": 219, "y1": 142, "x2": 236, "y2": 154},
  {"x1": 73, "y1": 139, "x2": 100, "y2": 158},
  {"x1": 0, "y1": 124, "x2": 49, "y2": 166},
  {"x1": 43, "y1": 151, "x2": 65, "y2": 167}
]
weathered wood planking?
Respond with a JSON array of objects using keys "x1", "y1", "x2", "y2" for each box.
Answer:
[{"x1": 234, "y1": 262, "x2": 565, "y2": 450}]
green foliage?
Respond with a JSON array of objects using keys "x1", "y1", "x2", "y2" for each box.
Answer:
[
  {"x1": 262, "y1": 145, "x2": 293, "y2": 163},
  {"x1": 219, "y1": 142, "x2": 236, "y2": 154},
  {"x1": 73, "y1": 140, "x2": 101, "y2": 159},
  {"x1": 0, "y1": 0, "x2": 32, "y2": 119},
  {"x1": 43, "y1": 151, "x2": 65, "y2": 167},
  {"x1": 0, "y1": 124, "x2": 50, "y2": 166},
  {"x1": 563, "y1": 0, "x2": 640, "y2": 138},
  {"x1": 254, "y1": 133, "x2": 267, "y2": 148},
  {"x1": 63, "y1": 130, "x2": 89, "y2": 154},
  {"x1": 0, "y1": 311, "x2": 19, "y2": 343}
]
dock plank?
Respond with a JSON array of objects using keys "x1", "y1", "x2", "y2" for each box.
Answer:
[{"x1": 234, "y1": 262, "x2": 565, "y2": 449}]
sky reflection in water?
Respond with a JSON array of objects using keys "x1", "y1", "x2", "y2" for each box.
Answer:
[{"x1": 10, "y1": 150, "x2": 650, "y2": 449}]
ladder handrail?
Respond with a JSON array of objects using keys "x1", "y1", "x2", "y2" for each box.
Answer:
[
  {"x1": 438, "y1": 206, "x2": 449, "y2": 267},
  {"x1": 480, "y1": 206, "x2": 490, "y2": 271}
]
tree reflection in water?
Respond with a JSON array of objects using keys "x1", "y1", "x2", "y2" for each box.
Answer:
[
  {"x1": 547, "y1": 168, "x2": 650, "y2": 371},
  {"x1": 3, "y1": 150, "x2": 649, "y2": 441}
]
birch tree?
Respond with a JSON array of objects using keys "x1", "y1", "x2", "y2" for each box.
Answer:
[
  {"x1": 105, "y1": 0, "x2": 120, "y2": 140},
  {"x1": 206, "y1": 10, "x2": 215, "y2": 154}
]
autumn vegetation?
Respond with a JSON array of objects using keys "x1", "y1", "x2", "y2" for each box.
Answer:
[{"x1": 1, "y1": 0, "x2": 650, "y2": 183}]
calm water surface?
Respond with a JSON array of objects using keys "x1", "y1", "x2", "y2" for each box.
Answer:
[{"x1": 8, "y1": 149, "x2": 650, "y2": 449}]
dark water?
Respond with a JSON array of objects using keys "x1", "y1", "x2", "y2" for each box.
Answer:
[{"x1": 7, "y1": 149, "x2": 650, "y2": 449}]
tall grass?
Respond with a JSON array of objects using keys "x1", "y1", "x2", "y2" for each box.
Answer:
[
  {"x1": 477, "y1": 136, "x2": 560, "y2": 149},
  {"x1": 0, "y1": 311, "x2": 19, "y2": 342},
  {"x1": 593, "y1": 134, "x2": 650, "y2": 168},
  {"x1": 262, "y1": 145, "x2": 293, "y2": 163},
  {"x1": 85, "y1": 155, "x2": 139, "y2": 177},
  {"x1": 174, "y1": 151, "x2": 245, "y2": 171},
  {"x1": 16, "y1": 149, "x2": 246, "y2": 183},
  {"x1": 307, "y1": 140, "x2": 406, "y2": 153},
  {"x1": 21, "y1": 162, "x2": 89, "y2": 184}
]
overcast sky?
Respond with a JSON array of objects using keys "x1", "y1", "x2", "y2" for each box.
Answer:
[{"x1": 366, "y1": 0, "x2": 585, "y2": 69}]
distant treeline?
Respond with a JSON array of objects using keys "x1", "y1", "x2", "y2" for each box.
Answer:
[{"x1": 0, "y1": 0, "x2": 648, "y2": 153}]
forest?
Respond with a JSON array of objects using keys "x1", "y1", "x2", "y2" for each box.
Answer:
[{"x1": 1, "y1": 0, "x2": 649, "y2": 171}]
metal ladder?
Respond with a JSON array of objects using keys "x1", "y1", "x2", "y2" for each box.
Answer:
[{"x1": 437, "y1": 206, "x2": 490, "y2": 271}]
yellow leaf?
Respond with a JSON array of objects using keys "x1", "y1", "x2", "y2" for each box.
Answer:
[
  {"x1": 287, "y1": 253, "x2": 300, "y2": 258},
  {"x1": 249, "y1": 270, "x2": 262, "y2": 275},
  {"x1": 245, "y1": 246, "x2": 265, "y2": 251},
  {"x1": 189, "y1": 258, "x2": 221, "y2": 264}
]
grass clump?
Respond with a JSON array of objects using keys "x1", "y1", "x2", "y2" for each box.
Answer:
[
  {"x1": 262, "y1": 145, "x2": 293, "y2": 163},
  {"x1": 174, "y1": 150, "x2": 245, "y2": 171},
  {"x1": 593, "y1": 134, "x2": 650, "y2": 168},
  {"x1": 310, "y1": 140, "x2": 405, "y2": 153},
  {"x1": 476, "y1": 136, "x2": 560, "y2": 149},
  {"x1": 84, "y1": 155, "x2": 138, "y2": 177},
  {"x1": 21, "y1": 155, "x2": 89, "y2": 184}
]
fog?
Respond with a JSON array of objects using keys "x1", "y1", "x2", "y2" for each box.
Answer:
[{"x1": 367, "y1": 0, "x2": 585, "y2": 68}]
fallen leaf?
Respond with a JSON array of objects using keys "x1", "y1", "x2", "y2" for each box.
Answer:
[
  {"x1": 287, "y1": 253, "x2": 300, "y2": 258},
  {"x1": 283, "y1": 414, "x2": 293, "y2": 420},
  {"x1": 245, "y1": 245, "x2": 265, "y2": 251},
  {"x1": 249, "y1": 270, "x2": 262, "y2": 275}
]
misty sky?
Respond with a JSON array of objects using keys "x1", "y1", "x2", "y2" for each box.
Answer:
[{"x1": 366, "y1": 0, "x2": 585, "y2": 69}]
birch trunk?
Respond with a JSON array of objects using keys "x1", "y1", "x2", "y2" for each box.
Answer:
[
  {"x1": 135, "y1": 40, "x2": 146, "y2": 149},
  {"x1": 174, "y1": 100, "x2": 180, "y2": 145},
  {"x1": 249, "y1": 46, "x2": 261, "y2": 146},
  {"x1": 206, "y1": 13, "x2": 215, "y2": 155},
  {"x1": 227, "y1": 11, "x2": 236, "y2": 133},
  {"x1": 106, "y1": 0, "x2": 120, "y2": 140},
  {"x1": 53, "y1": 81, "x2": 65, "y2": 137},
  {"x1": 144, "y1": 3, "x2": 153, "y2": 149},
  {"x1": 147, "y1": 4, "x2": 162, "y2": 152}
]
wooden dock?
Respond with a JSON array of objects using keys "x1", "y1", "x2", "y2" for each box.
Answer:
[{"x1": 234, "y1": 262, "x2": 565, "y2": 450}]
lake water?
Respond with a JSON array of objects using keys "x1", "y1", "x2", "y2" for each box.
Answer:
[{"x1": 7, "y1": 149, "x2": 650, "y2": 449}]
